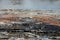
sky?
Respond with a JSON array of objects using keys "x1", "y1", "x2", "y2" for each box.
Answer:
[{"x1": 0, "y1": 0, "x2": 60, "y2": 10}]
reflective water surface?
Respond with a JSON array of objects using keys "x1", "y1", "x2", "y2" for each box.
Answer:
[{"x1": 0, "y1": 0, "x2": 60, "y2": 10}]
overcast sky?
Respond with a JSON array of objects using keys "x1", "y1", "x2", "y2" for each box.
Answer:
[{"x1": 0, "y1": 0, "x2": 60, "y2": 10}]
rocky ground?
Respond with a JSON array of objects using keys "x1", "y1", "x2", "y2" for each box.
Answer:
[{"x1": 0, "y1": 9, "x2": 60, "y2": 40}]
